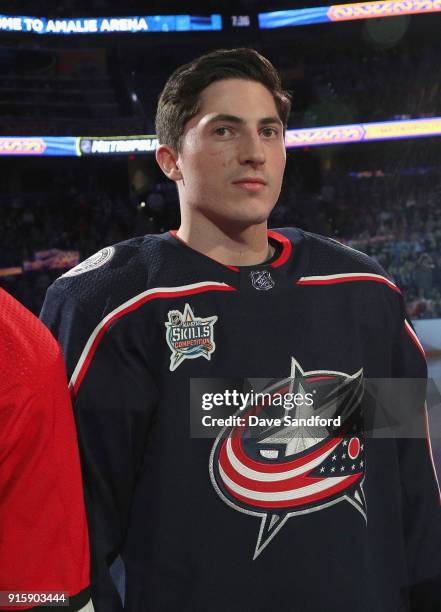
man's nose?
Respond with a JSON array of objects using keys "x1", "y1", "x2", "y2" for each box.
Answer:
[{"x1": 238, "y1": 132, "x2": 266, "y2": 166}]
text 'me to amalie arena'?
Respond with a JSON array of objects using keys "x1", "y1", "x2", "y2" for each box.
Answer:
[{"x1": 1, "y1": 0, "x2": 441, "y2": 472}]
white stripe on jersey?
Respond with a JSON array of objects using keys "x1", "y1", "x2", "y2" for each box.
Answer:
[
  {"x1": 298, "y1": 272, "x2": 399, "y2": 291},
  {"x1": 404, "y1": 318, "x2": 425, "y2": 357},
  {"x1": 424, "y1": 402, "x2": 441, "y2": 500},
  {"x1": 69, "y1": 281, "x2": 234, "y2": 390}
]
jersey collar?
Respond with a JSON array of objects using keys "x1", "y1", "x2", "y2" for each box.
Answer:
[{"x1": 168, "y1": 229, "x2": 292, "y2": 273}]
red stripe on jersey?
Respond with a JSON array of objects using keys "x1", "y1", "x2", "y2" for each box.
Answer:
[
  {"x1": 297, "y1": 274, "x2": 401, "y2": 294},
  {"x1": 229, "y1": 435, "x2": 342, "y2": 473},
  {"x1": 72, "y1": 284, "x2": 236, "y2": 397},
  {"x1": 220, "y1": 443, "x2": 325, "y2": 493},
  {"x1": 223, "y1": 472, "x2": 362, "y2": 509},
  {"x1": 268, "y1": 230, "x2": 292, "y2": 268}
]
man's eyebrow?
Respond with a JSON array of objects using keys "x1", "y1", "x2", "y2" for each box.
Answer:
[
  {"x1": 206, "y1": 113, "x2": 283, "y2": 126},
  {"x1": 259, "y1": 116, "x2": 284, "y2": 127}
]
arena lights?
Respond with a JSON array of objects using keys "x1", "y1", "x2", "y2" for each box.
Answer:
[
  {"x1": 0, "y1": 136, "x2": 158, "y2": 156},
  {"x1": 2, "y1": 118, "x2": 441, "y2": 156},
  {"x1": 258, "y1": 1, "x2": 441, "y2": 28},
  {"x1": 76, "y1": 136, "x2": 158, "y2": 155},
  {"x1": 1, "y1": 2, "x2": 440, "y2": 35},
  {"x1": 0, "y1": 14, "x2": 222, "y2": 35},
  {"x1": 284, "y1": 117, "x2": 441, "y2": 147}
]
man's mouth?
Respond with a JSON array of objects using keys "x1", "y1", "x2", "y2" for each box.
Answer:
[{"x1": 233, "y1": 178, "x2": 267, "y2": 192}]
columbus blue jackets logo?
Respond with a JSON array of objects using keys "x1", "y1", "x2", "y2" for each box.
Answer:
[
  {"x1": 250, "y1": 270, "x2": 275, "y2": 290},
  {"x1": 165, "y1": 304, "x2": 217, "y2": 371},
  {"x1": 209, "y1": 358, "x2": 366, "y2": 559}
]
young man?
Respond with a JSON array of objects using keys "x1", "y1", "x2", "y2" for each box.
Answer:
[
  {"x1": 0, "y1": 288, "x2": 93, "y2": 611},
  {"x1": 40, "y1": 48, "x2": 441, "y2": 611}
]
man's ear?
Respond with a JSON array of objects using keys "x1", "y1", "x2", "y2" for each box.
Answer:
[{"x1": 155, "y1": 144, "x2": 182, "y2": 182}]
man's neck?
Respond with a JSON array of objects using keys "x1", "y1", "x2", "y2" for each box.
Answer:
[{"x1": 176, "y1": 217, "x2": 273, "y2": 267}]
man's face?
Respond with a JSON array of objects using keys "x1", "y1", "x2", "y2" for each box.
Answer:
[{"x1": 175, "y1": 78, "x2": 287, "y2": 229}]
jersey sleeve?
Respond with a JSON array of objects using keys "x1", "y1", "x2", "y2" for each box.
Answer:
[
  {"x1": 390, "y1": 293, "x2": 441, "y2": 610},
  {"x1": 40, "y1": 283, "x2": 158, "y2": 612},
  {"x1": 0, "y1": 297, "x2": 92, "y2": 611}
]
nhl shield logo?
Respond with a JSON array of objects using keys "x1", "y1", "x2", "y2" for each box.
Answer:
[
  {"x1": 165, "y1": 303, "x2": 217, "y2": 371},
  {"x1": 250, "y1": 270, "x2": 275, "y2": 291}
]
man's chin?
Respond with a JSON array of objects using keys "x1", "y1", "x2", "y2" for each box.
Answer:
[
  {"x1": 230, "y1": 203, "x2": 274, "y2": 225},
  {"x1": 200, "y1": 204, "x2": 274, "y2": 231},
  {"x1": 225, "y1": 212, "x2": 270, "y2": 230}
]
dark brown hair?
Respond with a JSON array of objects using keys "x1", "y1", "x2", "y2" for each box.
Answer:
[{"x1": 155, "y1": 47, "x2": 292, "y2": 153}]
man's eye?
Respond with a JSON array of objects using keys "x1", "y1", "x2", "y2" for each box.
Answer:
[
  {"x1": 214, "y1": 127, "x2": 232, "y2": 136},
  {"x1": 261, "y1": 127, "x2": 279, "y2": 138}
]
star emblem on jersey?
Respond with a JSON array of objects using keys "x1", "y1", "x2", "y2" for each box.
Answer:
[
  {"x1": 250, "y1": 270, "x2": 275, "y2": 291},
  {"x1": 165, "y1": 303, "x2": 217, "y2": 371},
  {"x1": 209, "y1": 357, "x2": 366, "y2": 559}
]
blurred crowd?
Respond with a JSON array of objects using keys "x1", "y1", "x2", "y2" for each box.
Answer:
[
  {"x1": 0, "y1": 171, "x2": 180, "y2": 312},
  {"x1": 1, "y1": 157, "x2": 440, "y2": 319},
  {"x1": 272, "y1": 159, "x2": 441, "y2": 319},
  {"x1": 2, "y1": 32, "x2": 441, "y2": 136},
  {"x1": 298, "y1": 43, "x2": 441, "y2": 127}
]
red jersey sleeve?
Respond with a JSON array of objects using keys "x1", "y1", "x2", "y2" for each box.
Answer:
[{"x1": 0, "y1": 289, "x2": 92, "y2": 611}]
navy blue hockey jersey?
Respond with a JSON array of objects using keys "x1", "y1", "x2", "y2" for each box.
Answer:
[{"x1": 40, "y1": 228, "x2": 441, "y2": 612}]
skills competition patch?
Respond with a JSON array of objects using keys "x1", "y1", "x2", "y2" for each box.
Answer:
[
  {"x1": 61, "y1": 246, "x2": 115, "y2": 278},
  {"x1": 165, "y1": 303, "x2": 217, "y2": 371},
  {"x1": 209, "y1": 357, "x2": 366, "y2": 559}
]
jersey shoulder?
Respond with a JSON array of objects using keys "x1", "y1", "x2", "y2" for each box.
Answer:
[
  {"x1": 297, "y1": 229, "x2": 394, "y2": 279},
  {"x1": 46, "y1": 233, "x2": 171, "y2": 315}
]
